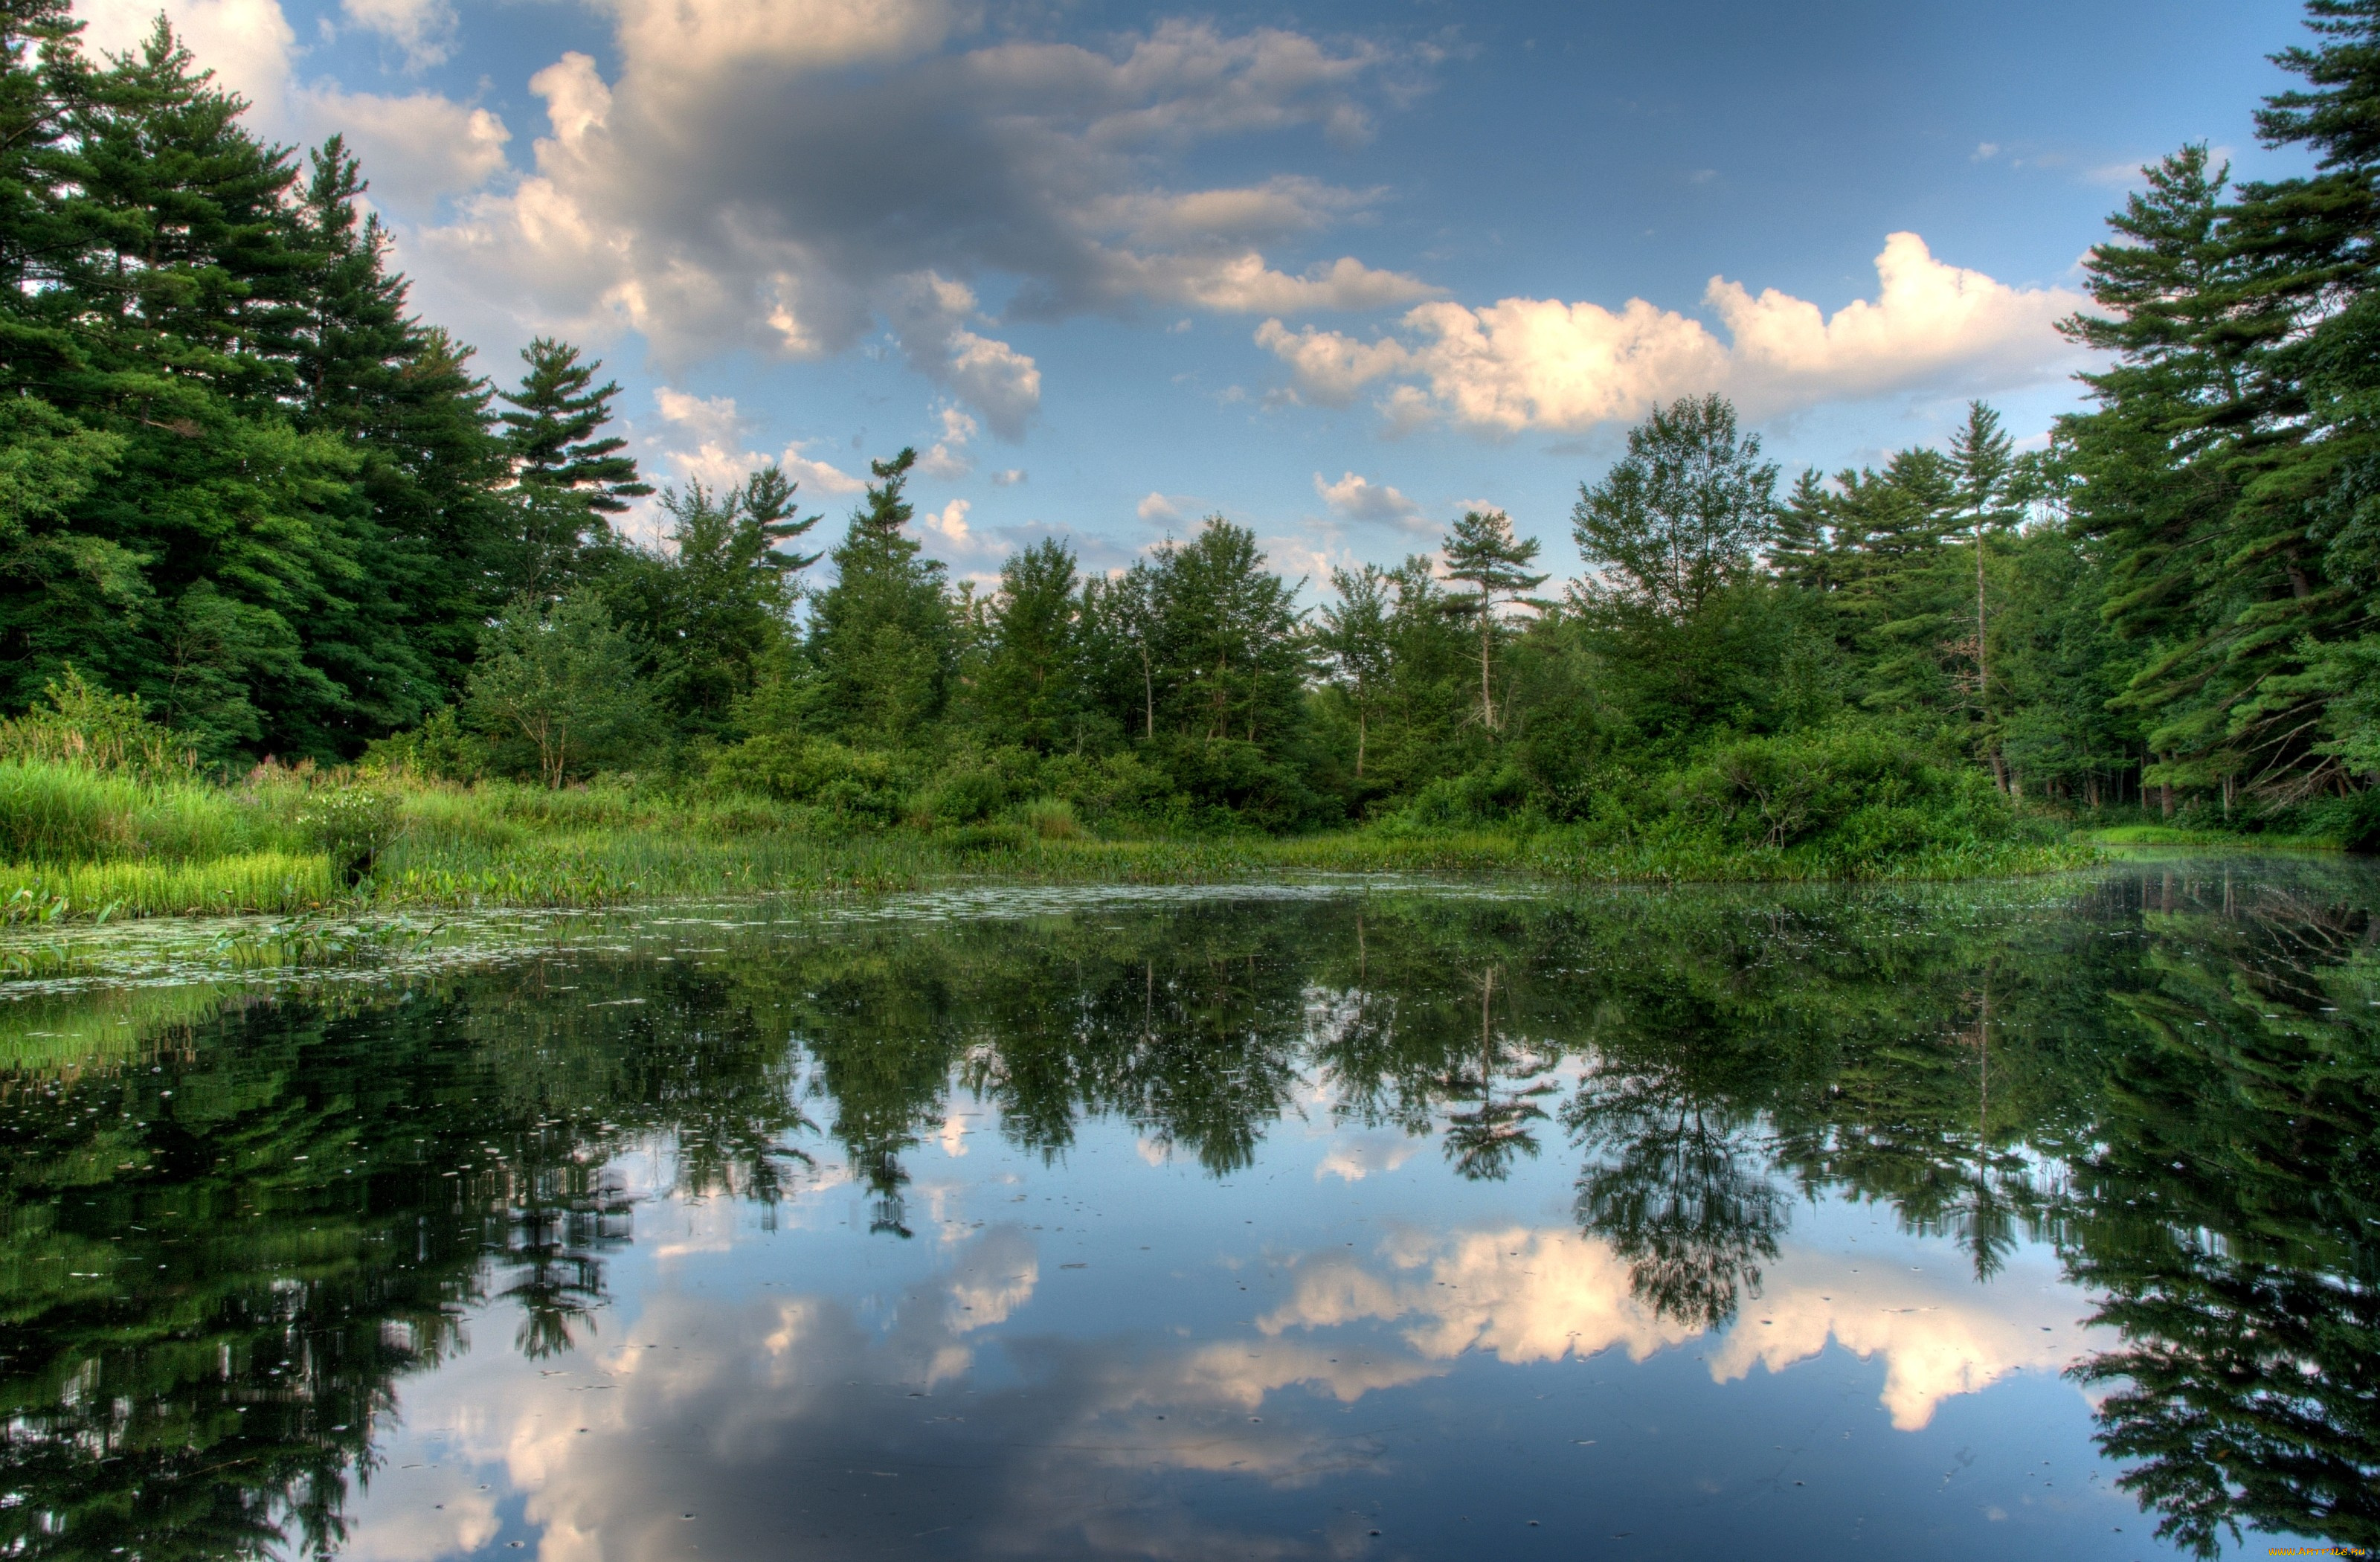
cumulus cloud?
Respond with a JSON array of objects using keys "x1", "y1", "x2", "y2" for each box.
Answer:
[
  {"x1": 77, "y1": 0, "x2": 506, "y2": 216},
  {"x1": 890, "y1": 277, "x2": 1041, "y2": 441},
  {"x1": 405, "y1": 9, "x2": 1437, "y2": 426},
  {"x1": 77, "y1": 0, "x2": 296, "y2": 112},
  {"x1": 1313, "y1": 470, "x2": 1422, "y2": 524},
  {"x1": 782, "y1": 451, "x2": 867, "y2": 498},
  {"x1": 83, "y1": 0, "x2": 1446, "y2": 433},
  {"x1": 1256, "y1": 233, "x2": 2087, "y2": 436},
  {"x1": 1136, "y1": 492, "x2": 1182, "y2": 523},
  {"x1": 340, "y1": 0, "x2": 455, "y2": 70},
  {"x1": 917, "y1": 406, "x2": 980, "y2": 481},
  {"x1": 642, "y1": 388, "x2": 863, "y2": 546},
  {"x1": 302, "y1": 86, "x2": 509, "y2": 211}
]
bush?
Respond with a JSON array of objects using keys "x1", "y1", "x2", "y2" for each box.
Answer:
[
  {"x1": 0, "y1": 669, "x2": 196, "y2": 777},
  {"x1": 1403, "y1": 765, "x2": 1533, "y2": 829},
  {"x1": 709, "y1": 735, "x2": 907, "y2": 827},
  {"x1": 1020, "y1": 797, "x2": 1084, "y2": 840},
  {"x1": 296, "y1": 785, "x2": 399, "y2": 884},
  {"x1": 361, "y1": 706, "x2": 486, "y2": 782},
  {"x1": 1662, "y1": 724, "x2": 2021, "y2": 870},
  {"x1": 1042, "y1": 751, "x2": 1183, "y2": 829},
  {"x1": 909, "y1": 764, "x2": 1010, "y2": 829}
]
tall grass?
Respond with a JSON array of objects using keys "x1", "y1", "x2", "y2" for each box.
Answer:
[
  {"x1": 0, "y1": 853, "x2": 339, "y2": 919},
  {"x1": 0, "y1": 753, "x2": 2100, "y2": 924}
]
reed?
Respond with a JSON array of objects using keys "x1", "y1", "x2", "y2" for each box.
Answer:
[{"x1": 0, "y1": 852, "x2": 339, "y2": 920}]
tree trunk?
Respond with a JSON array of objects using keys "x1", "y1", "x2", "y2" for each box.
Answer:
[
  {"x1": 1479, "y1": 600, "x2": 1495, "y2": 733},
  {"x1": 1975, "y1": 527, "x2": 1989, "y2": 709},
  {"x1": 2161, "y1": 782, "x2": 2173, "y2": 819},
  {"x1": 1356, "y1": 707, "x2": 1366, "y2": 779}
]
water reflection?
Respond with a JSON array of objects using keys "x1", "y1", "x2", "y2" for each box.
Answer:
[{"x1": 0, "y1": 865, "x2": 2371, "y2": 1558}]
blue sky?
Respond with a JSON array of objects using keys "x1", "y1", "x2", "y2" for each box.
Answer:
[{"x1": 78, "y1": 0, "x2": 2315, "y2": 587}]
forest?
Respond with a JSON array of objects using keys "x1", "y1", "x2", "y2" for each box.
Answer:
[{"x1": 10, "y1": 0, "x2": 2380, "y2": 877}]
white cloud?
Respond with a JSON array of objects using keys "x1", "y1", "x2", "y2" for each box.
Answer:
[
  {"x1": 1711, "y1": 233, "x2": 2082, "y2": 410},
  {"x1": 76, "y1": 0, "x2": 295, "y2": 113},
  {"x1": 1313, "y1": 469, "x2": 1422, "y2": 524},
  {"x1": 76, "y1": 0, "x2": 510, "y2": 216},
  {"x1": 890, "y1": 275, "x2": 1042, "y2": 440},
  {"x1": 988, "y1": 468, "x2": 1026, "y2": 487},
  {"x1": 300, "y1": 86, "x2": 509, "y2": 211},
  {"x1": 654, "y1": 386, "x2": 744, "y2": 447},
  {"x1": 782, "y1": 450, "x2": 867, "y2": 497},
  {"x1": 643, "y1": 390, "x2": 863, "y2": 543},
  {"x1": 922, "y1": 498, "x2": 1000, "y2": 567},
  {"x1": 1101, "y1": 250, "x2": 1438, "y2": 315},
  {"x1": 340, "y1": 0, "x2": 454, "y2": 69},
  {"x1": 1972, "y1": 141, "x2": 2001, "y2": 161},
  {"x1": 1256, "y1": 233, "x2": 2087, "y2": 436},
  {"x1": 1136, "y1": 492, "x2": 1182, "y2": 523},
  {"x1": 917, "y1": 406, "x2": 979, "y2": 480},
  {"x1": 1252, "y1": 319, "x2": 1412, "y2": 405}
]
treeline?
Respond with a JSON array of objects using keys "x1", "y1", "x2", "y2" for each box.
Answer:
[{"x1": 10, "y1": 1, "x2": 2380, "y2": 843}]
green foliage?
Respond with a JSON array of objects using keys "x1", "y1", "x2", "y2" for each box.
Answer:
[
  {"x1": 465, "y1": 591, "x2": 657, "y2": 788},
  {"x1": 1573, "y1": 393, "x2": 1778, "y2": 624},
  {"x1": 295, "y1": 782, "x2": 397, "y2": 884},
  {"x1": 603, "y1": 472, "x2": 815, "y2": 742},
  {"x1": 359, "y1": 704, "x2": 486, "y2": 782},
  {"x1": 0, "y1": 668, "x2": 194, "y2": 777}
]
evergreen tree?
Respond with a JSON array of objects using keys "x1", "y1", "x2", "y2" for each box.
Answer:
[
  {"x1": 492, "y1": 339, "x2": 649, "y2": 600},
  {"x1": 1441, "y1": 509, "x2": 1546, "y2": 732},
  {"x1": 1770, "y1": 469, "x2": 1836, "y2": 594},
  {"x1": 608, "y1": 469, "x2": 817, "y2": 741},
  {"x1": 807, "y1": 449, "x2": 954, "y2": 742},
  {"x1": 497, "y1": 338, "x2": 649, "y2": 510}
]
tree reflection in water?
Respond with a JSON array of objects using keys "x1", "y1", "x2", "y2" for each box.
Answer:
[{"x1": 0, "y1": 867, "x2": 2371, "y2": 1558}]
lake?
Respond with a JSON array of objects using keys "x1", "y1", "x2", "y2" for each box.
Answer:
[{"x1": 0, "y1": 861, "x2": 2371, "y2": 1560}]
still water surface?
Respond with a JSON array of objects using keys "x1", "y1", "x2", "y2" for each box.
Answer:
[{"x1": 0, "y1": 862, "x2": 2373, "y2": 1560}]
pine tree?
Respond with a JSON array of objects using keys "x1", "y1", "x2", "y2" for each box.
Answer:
[
  {"x1": 1441, "y1": 509, "x2": 1546, "y2": 732},
  {"x1": 498, "y1": 339, "x2": 649, "y2": 510},
  {"x1": 609, "y1": 470, "x2": 817, "y2": 739},
  {"x1": 1951, "y1": 402, "x2": 2018, "y2": 773},
  {"x1": 807, "y1": 449, "x2": 953, "y2": 742},
  {"x1": 1770, "y1": 469, "x2": 1836, "y2": 594},
  {"x1": 492, "y1": 339, "x2": 649, "y2": 600}
]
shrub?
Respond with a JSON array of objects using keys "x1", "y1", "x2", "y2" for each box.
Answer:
[
  {"x1": 708, "y1": 735, "x2": 907, "y2": 826},
  {"x1": 361, "y1": 706, "x2": 486, "y2": 782},
  {"x1": 1043, "y1": 751, "x2": 1183, "y2": 829},
  {"x1": 1665, "y1": 724, "x2": 2019, "y2": 868},
  {"x1": 1020, "y1": 797, "x2": 1084, "y2": 840},
  {"x1": 0, "y1": 669, "x2": 196, "y2": 777},
  {"x1": 296, "y1": 785, "x2": 399, "y2": 884},
  {"x1": 1403, "y1": 765, "x2": 1532, "y2": 829}
]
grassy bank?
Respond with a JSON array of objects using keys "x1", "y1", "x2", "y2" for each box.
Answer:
[{"x1": 0, "y1": 755, "x2": 2106, "y2": 923}]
